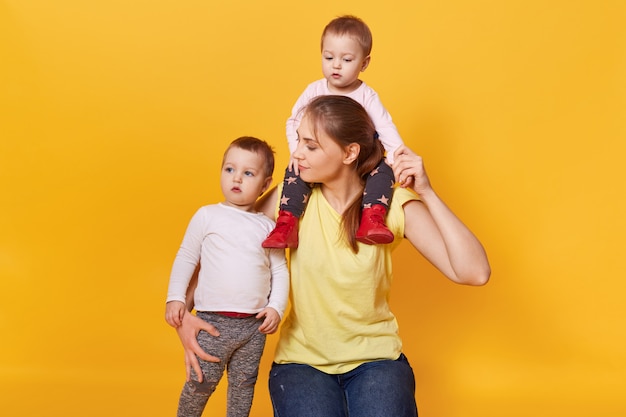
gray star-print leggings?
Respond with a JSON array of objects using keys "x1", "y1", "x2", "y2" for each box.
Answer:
[
  {"x1": 176, "y1": 312, "x2": 266, "y2": 417},
  {"x1": 279, "y1": 158, "x2": 395, "y2": 217}
]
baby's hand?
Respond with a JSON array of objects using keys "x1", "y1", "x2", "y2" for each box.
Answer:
[
  {"x1": 256, "y1": 307, "x2": 281, "y2": 334},
  {"x1": 165, "y1": 301, "x2": 186, "y2": 328},
  {"x1": 288, "y1": 156, "x2": 300, "y2": 176}
]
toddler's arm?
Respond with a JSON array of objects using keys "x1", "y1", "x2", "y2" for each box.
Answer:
[
  {"x1": 266, "y1": 247, "x2": 289, "y2": 317},
  {"x1": 286, "y1": 83, "x2": 319, "y2": 155},
  {"x1": 363, "y1": 92, "x2": 404, "y2": 164}
]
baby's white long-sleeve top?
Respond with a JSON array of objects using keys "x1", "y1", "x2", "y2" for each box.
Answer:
[
  {"x1": 286, "y1": 78, "x2": 404, "y2": 163},
  {"x1": 166, "y1": 203, "x2": 289, "y2": 318}
]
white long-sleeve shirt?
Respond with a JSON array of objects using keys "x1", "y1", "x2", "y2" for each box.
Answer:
[
  {"x1": 166, "y1": 203, "x2": 289, "y2": 317},
  {"x1": 286, "y1": 79, "x2": 404, "y2": 163}
]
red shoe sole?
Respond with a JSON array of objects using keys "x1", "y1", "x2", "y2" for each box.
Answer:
[{"x1": 356, "y1": 233, "x2": 394, "y2": 245}]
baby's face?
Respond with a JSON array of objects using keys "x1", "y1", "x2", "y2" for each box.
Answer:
[{"x1": 321, "y1": 34, "x2": 370, "y2": 94}]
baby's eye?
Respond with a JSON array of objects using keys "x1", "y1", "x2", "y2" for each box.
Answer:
[
  {"x1": 244, "y1": 171, "x2": 255, "y2": 177},
  {"x1": 225, "y1": 167, "x2": 234, "y2": 173},
  {"x1": 324, "y1": 56, "x2": 333, "y2": 61},
  {"x1": 343, "y1": 58, "x2": 353, "y2": 63}
]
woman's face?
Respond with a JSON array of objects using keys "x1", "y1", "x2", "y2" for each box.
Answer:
[{"x1": 292, "y1": 114, "x2": 349, "y2": 184}]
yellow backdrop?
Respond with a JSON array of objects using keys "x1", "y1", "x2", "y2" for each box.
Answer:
[{"x1": 1, "y1": 1, "x2": 624, "y2": 416}]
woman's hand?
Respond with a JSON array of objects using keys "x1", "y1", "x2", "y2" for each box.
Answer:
[
  {"x1": 392, "y1": 145, "x2": 430, "y2": 196},
  {"x1": 176, "y1": 311, "x2": 221, "y2": 382}
]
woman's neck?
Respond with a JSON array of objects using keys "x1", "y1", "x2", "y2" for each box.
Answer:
[{"x1": 320, "y1": 172, "x2": 364, "y2": 215}]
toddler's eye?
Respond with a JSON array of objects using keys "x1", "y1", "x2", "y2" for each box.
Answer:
[
  {"x1": 225, "y1": 167, "x2": 234, "y2": 173},
  {"x1": 245, "y1": 171, "x2": 255, "y2": 177}
]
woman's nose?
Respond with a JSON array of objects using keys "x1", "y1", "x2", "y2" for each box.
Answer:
[{"x1": 293, "y1": 142, "x2": 305, "y2": 160}]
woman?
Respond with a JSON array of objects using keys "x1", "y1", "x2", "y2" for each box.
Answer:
[{"x1": 176, "y1": 95, "x2": 490, "y2": 416}]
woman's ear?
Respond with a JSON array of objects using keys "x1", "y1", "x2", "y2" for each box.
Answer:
[{"x1": 343, "y1": 143, "x2": 360, "y2": 165}]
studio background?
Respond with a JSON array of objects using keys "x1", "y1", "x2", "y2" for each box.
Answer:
[{"x1": 1, "y1": 1, "x2": 624, "y2": 416}]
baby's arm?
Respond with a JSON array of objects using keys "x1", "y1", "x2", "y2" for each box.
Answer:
[
  {"x1": 286, "y1": 83, "x2": 323, "y2": 174},
  {"x1": 364, "y1": 93, "x2": 405, "y2": 164},
  {"x1": 286, "y1": 87, "x2": 316, "y2": 155},
  {"x1": 286, "y1": 105, "x2": 302, "y2": 158}
]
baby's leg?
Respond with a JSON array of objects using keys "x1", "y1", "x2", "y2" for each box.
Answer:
[
  {"x1": 362, "y1": 159, "x2": 395, "y2": 210},
  {"x1": 356, "y1": 159, "x2": 395, "y2": 245},
  {"x1": 262, "y1": 166, "x2": 312, "y2": 249},
  {"x1": 278, "y1": 166, "x2": 311, "y2": 218}
]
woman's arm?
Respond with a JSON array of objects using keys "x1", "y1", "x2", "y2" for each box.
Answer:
[
  {"x1": 176, "y1": 312, "x2": 221, "y2": 382},
  {"x1": 393, "y1": 145, "x2": 491, "y2": 286},
  {"x1": 175, "y1": 267, "x2": 221, "y2": 382},
  {"x1": 255, "y1": 186, "x2": 278, "y2": 219}
]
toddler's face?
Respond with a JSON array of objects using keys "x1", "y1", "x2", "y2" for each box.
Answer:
[
  {"x1": 321, "y1": 34, "x2": 370, "y2": 94},
  {"x1": 220, "y1": 147, "x2": 270, "y2": 210}
]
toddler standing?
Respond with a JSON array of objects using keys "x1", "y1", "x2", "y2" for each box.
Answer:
[{"x1": 165, "y1": 136, "x2": 289, "y2": 417}]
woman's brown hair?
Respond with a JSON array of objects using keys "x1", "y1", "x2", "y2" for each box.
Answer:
[{"x1": 304, "y1": 95, "x2": 384, "y2": 252}]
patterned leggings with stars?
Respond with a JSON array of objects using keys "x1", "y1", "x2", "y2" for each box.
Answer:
[{"x1": 279, "y1": 158, "x2": 395, "y2": 217}]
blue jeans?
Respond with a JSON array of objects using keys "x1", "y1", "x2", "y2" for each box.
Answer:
[{"x1": 268, "y1": 354, "x2": 418, "y2": 417}]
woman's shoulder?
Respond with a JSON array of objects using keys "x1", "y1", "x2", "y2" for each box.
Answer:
[
  {"x1": 386, "y1": 188, "x2": 420, "y2": 242},
  {"x1": 391, "y1": 187, "x2": 420, "y2": 208}
]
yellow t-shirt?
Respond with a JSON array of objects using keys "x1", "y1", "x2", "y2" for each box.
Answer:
[{"x1": 273, "y1": 186, "x2": 420, "y2": 374}]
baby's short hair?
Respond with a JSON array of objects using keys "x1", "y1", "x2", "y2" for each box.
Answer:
[{"x1": 321, "y1": 15, "x2": 373, "y2": 56}]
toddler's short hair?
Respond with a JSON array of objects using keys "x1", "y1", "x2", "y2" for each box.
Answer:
[
  {"x1": 225, "y1": 136, "x2": 275, "y2": 178},
  {"x1": 321, "y1": 15, "x2": 373, "y2": 56}
]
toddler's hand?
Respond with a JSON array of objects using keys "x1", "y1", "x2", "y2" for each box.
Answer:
[
  {"x1": 288, "y1": 156, "x2": 300, "y2": 176},
  {"x1": 257, "y1": 307, "x2": 281, "y2": 334},
  {"x1": 165, "y1": 301, "x2": 186, "y2": 328}
]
